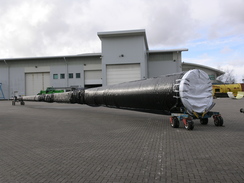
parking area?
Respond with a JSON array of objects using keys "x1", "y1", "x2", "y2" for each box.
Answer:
[{"x1": 0, "y1": 98, "x2": 243, "y2": 183}]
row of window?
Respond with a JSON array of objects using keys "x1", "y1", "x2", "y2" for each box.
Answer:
[
  {"x1": 54, "y1": 73, "x2": 216, "y2": 80},
  {"x1": 53, "y1": 73, "x2": 81, "y2": 79}
]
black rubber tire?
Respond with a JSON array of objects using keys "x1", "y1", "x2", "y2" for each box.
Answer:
[
  {"x1": 214, "y1": 117, "x2": 220, "y2": 126},
  {"x1": 171, "y1": 117, "x2": 179, "y2": 128},
  {"x1": 214, "y1": 116, "x2": 224, "y2": 126},
  {"x1": 200, "y1": 118, "x2": 208, "y2": 125},
  {"x1": 218, "y1": 116, "x2": 223, "y2": 126},
  {"x1": 12, "y1": 101, "x2": 15, "y2": 105},
  {"x1": 20, "y1": 101, "x2": 25, "y2": 105},
  {"x1": 185, "y1": 121, "x2": 194, "y2": 130}
]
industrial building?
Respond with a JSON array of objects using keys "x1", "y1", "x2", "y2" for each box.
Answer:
[{"x1": 0, "y1": 29, "x2": 224, "y2": 99}]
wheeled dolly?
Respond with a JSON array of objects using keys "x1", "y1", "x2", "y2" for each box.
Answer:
[
  {"x1": 170, "y1": 111, "x2": 223, "y2": 130},
  {"x1": 12, "y1": 96, "x2": 25, "y2": 106}
]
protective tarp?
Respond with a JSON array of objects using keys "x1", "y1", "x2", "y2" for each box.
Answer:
[
  {"x1": 236, "y1": 92, "x2": 244, "y2": 99},
  {"x1": 20, "y1": 69, "x2": 215, "y2": 116},
  {"x1": 227, "y1": 91, "x2": 244, "y2": 99},
  {"x1": 22, "y1": 92, "x2": 73, "y2": 103},
  {"x1": 22, "y1": 95, "x2": 43, "y2": 101},
  {"x1": 179, "y1": 69, "x2": 214, "y2": 114},
  {"x1": 84, "y1": 72, "x2": 185, "y2": 114},
  {"x1": 52, "y1": 92, "x2": 73, "y2": 103},
  {"x1": 227, "y1": 92, "x2": 236, "y2": 99}
]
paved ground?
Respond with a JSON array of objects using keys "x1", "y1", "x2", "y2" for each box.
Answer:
[{"x1": 0, "y1": 98, "x2": 243, "y2": 183}]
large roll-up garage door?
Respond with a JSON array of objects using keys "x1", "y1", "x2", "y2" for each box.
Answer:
[
  {"x1": 25, "y1": 72, "x2": 50, "y2": 95},
  {"x1": 84, "y1": 70, "x2": 102, "y2": 85},
  {"x1": 107, "y1": 64, "x2": 141, "y2": 85}
]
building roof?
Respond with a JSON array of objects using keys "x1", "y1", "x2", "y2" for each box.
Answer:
[
  {"x1": 97, "y1": 29, "x2": 146, "y2": 38},
  {"x1": 149, "y1": 49, "x2": 188, "y2": 53},
  {"x1": 0, "y1": 53, "x2": 101, "y2": 62},
  {"x1": 0, "y1": 49, "x2": 189, "y2": 62},
  {"x1": 182, "y1": 62, "x2": 225, "y2": 76}
]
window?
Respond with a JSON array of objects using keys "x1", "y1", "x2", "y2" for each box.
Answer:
[
  {"x1": 209, "y1": 74, "x2": 215, "y2": 80},
  {"x1": 60, "y1": 73, "x2": 65, "y2": 79},
  {"x1": 53, "y1": 74, "x2": 58, "y2": 79},
  {"x1": 69, "y1": 73, "x2": 73, "y2": 79},
  {"x1": 76, "y1": 73, "x2": 81, "y2": 78}
]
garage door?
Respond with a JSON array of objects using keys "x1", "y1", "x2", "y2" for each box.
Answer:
[
  {"x1": 84, "y1": 70, "x2": 102, "y2": 85},
  {"x1": 25, "y1": 73, "x2": 50, "y2": 96},
  {"x1": 107, "y1": 64, "x2": 141, "y2": 85}
]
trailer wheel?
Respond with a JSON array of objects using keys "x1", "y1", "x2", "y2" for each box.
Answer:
[
  {"x1": 12, "y1": 101, "x2": 15, "y2": 105},
  {"x1": 200, "y1": 118, "x2": 208, "y2": 125},
  {"x1": 214, "y1": 116, "x2": 223, "y2": 126},
  {"x1": 20, "y1": 101, "x2": 25, "y2": 105},
  {"x1": 184, "y1": 120, "x2": 194, "y2": 130},
  {"x1": 170, "y1": 117, "x2": 179, "y2": 128}
]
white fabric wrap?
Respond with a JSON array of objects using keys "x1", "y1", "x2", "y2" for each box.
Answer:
[
  {"x1": 22, "y1": 95, "x2": 41, "y2": 101},
  {"x1": 179, "y1": 69, "x2": 214, "y2": 114},
  {"x1": 52, "y1": 92, "x2": 72, "y2": 102}
]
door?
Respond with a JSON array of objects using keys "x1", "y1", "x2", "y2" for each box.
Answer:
[
  {"x1": 25, "y1": 72, "x2": 50, "y2": 95},
  {"x1": 106, "y1": 64, "x2": 141, "y2": 85}
]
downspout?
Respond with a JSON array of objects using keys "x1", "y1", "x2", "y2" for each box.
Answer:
[
  {"x1": 64, "y1": 57, "x2": 69, "y2": 87},
  {"x1": 4, "y1": 60, "x2": 10, "y2": 99},
  {"x1": 146, "y1": 51, "x2": 149, "y2": 79},
  {"x1": 176, "y1": 51, "x2": 180, "y2": 72}
]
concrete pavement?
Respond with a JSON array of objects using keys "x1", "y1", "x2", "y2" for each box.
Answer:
[{"x1": 0, "y1": 98, "x2": 243, "y2": 182}]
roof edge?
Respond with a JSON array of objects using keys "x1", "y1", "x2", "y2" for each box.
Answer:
[
  {"x1": 182, "y1": 62, "x2": 225, "y2": 75},
  {"x1": 97, "y1": 29, "x2": 146, "y2": 38},
  {"x1": 0, "y1": 53, "x2": 102, "y2": 61},
  {"x1": 149, "y1": 49, "x2": 188, "y2": 53}
]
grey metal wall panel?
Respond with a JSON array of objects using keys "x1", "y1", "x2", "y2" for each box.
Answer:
[
  {"x1": 50, "y1": 65, "x2": 68, "y2": 87},
  {"x1": 148, "y1": 60, "x2": 179, "y2": 78},
  {"x1": 101, "y1": 35, "x2": 147, "y2": 86},
  {"x1": 148, "y1": 53, "x2": 173, "y2": 61},
  {"x1": 9, "y1": 67, "x2": 25, "y2": 97},
  {"x1": 148, "y1": 52, "x2": 182, "y2": 77},
  {"x1": 101, "y1": 37, "x2": 145, "y2": 64},
  {"x1": 67, "y1": 64, "x2": 84, "y2": 87},
  {"x1": 0, "y1": 66, "x2": 9, "y2": 99}
]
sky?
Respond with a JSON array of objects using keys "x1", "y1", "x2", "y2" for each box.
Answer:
[{"x1": 0, "y1": 0, "x2": 244, "y2": 82}]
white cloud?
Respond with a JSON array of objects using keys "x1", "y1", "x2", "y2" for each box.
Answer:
[{"x1": 0, "y1": 0, "x2": 243, "y2": 82}]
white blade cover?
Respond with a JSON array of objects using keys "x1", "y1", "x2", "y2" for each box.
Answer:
[{"x1": 179, "y1": 69, "x2": 214, "y2": 114}]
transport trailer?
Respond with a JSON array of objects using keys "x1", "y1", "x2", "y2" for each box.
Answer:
[
  {"x1": 16, "y1": 69, "x2": 223, "y2": 131},
  {"x1": 170, "y1": 111, "x2": 223, "y2": 130},
  {"x1": 12, "y1": 96, "x2": 25, "y2": 105}
]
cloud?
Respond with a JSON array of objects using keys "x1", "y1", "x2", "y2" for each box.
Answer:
[
  {"x1": 0, "y1": 0, "x2": 96, "y2": 57},
  {"x1": 219, "y1": 0, "x2": 244, "y2": 35},
  {"x1": 220, "y1": 46, "x2": 233, "y2": 54},
  {"x1": 0, "y1": 0, "x2": 200, "y2": 57},
  {"x1": 0, "y1": 0, "x2": 243, "y2": 85},
  {"x1": 189, "y1": 0, "x2": 244, "y2": 39},
  {"x1": 145, "y1": 0, "x2": 198, "y2": 47}
]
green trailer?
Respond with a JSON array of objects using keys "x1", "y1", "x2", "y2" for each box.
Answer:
[{"x1": 37, "y1": 87, "x2": 65, "y2": 95}]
